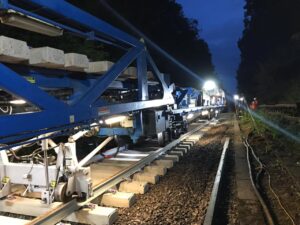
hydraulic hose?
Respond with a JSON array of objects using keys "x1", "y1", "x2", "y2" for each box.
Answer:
[{"x1": 243, "y1": 139, "x2": 275, "y2": 225}]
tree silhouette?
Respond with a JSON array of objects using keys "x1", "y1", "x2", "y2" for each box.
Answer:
[
  {"x1": 237, "y1": 0, "x2": 300, "y2": 103},
  {"x1": 0, "y1": 0, "x2": 215, "y2": 88},
  {"x1": 68, "y1": 0, "x2": 215, "y2": 87}
]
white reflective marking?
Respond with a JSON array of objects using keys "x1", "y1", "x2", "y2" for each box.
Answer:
[
  {"x1": 117, "y1": 153, "x2": 149, "y2": 157},
  {"x1": 108, "y1": 158, "x2": 140, "y2": 162}
]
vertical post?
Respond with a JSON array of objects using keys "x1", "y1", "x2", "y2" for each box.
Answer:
[
  {"x1": 132, "y1": 111, "x2": 144, "y2": 143},
  {"x1": 137, "y1": 50, "x2": 148, "y2": 101},
  {"x1": 0, "y1": 150, "x2": 9, "y2": 164},
  {"x1": 0, "y1": 150, "x2": 9, "y2": 187},
  {"x1": 42, "y1": 139, "x2": 50, "y2": 200}
]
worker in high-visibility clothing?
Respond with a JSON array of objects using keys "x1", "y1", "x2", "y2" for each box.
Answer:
[{"x1": 250, "y1": 97, "x2": 258, "y2": 110}]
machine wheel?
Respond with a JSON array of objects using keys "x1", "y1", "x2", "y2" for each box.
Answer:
[
  {"x1": 182, "y1": 122, "x2": 189, "y2": 133},
  {"x1": 207, "y1": 112, "x2": 212, "y2": 120},
  {"x1": 54, "y1": 182, "x2": 68, "y2": 202},
  {"x1": 166, "y1": 129, "x2": 172, "y2": 142},
  {"x1": 172, "y1": 129, "x2": 181, "y2": 139},
  {"x1": 157, "y1": 132, "x2": 166, "y2": 147}
]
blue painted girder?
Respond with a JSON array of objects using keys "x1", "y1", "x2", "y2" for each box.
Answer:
[
  {"x1": 0, "y1": 0, "x2": 175, "y2": 145},
  {"x1": 0, "y1": 0, "x2": 142, "y2": 48}
]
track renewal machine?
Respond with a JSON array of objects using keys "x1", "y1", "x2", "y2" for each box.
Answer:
[{"x1": 0, "y1": 0, "x2": 225, "y2": 204}]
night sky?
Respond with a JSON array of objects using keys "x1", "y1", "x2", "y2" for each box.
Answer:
[{"x1": 177, "y1": 0, "x2": 245, "y2": 94}]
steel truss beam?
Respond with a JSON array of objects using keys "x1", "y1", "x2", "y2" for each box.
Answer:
[{"x1": 0, "y1": 0, "x2": 175, "y2": 145}]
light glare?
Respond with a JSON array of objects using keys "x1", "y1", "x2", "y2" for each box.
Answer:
[
  {"x1": 201, "y1": 110, "x2": 209, "y2": 116},
  {"x1": 187, "y1": 113, "x2": 194, "y2": 119},
  {"x1": 10, "y1": 99, "x2": 26, "y2": 105},
  {"x1": 203, "y1": 80, "x2": 217, "y2": 91},
  {"x1": 105, "y1": 116, "x2": 126, "y2": 125}
]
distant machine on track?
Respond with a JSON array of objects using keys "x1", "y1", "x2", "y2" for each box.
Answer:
[{"x1": 0, "y1": 0, "x2": 225, "y2": 204}]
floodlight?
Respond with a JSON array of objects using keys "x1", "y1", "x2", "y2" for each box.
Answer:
[
  {"x1": 0, "y1": 12, "x2": 63, "y2": 37},
  {"x1": 201, "y1": 110, "x2": 209, "y2": 116},
  {"x1": 233, "y1": 95, "x2": 239, "y2": 100},
  {"x1": 105, "y1": 116, "x2": 126, "y2": 125},
  {"x1": 10, "y1": 99, "x2": 26, "y2": 105},
  {"x1": 203, "y1": 80, "x2": 217, "y2": 91},
  {"x1": 187, "y1": 113, "x2": 194, "y2": 119}
]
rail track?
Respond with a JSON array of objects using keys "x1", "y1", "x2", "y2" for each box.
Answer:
[
  {"x1": 0, "y1": 119, "x2": 232, "y2": 225},
  {"x1": 115, "y1": 120, "x2": 231, "y2": 225}
]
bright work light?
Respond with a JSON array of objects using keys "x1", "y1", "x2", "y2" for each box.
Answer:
[
  {"x1": 201, "y1": 110, "x2": 209, "y2": 116},
  {"x1": 0, "y1": 11, "x2": 63, "y2": 37},
  {"x1": 187, "y1": 113, "x2": 194, "y2": 119},
  {"x1": 233, "y1": 95, "x2": 239, "y2": 100},
  {"x1": 203, "y1": 80, "x2": 217, "y2": 91},
  {"x1": 10, "y1": 99, "x2": 26, "y2": 105},
  {"x1": 105, "y1": 116, "x2": 127, "y2": 125}
]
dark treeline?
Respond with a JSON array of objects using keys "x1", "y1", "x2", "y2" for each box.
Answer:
[
  {"x1": 237, "y1": 0, "x2": 300, "y2": 104},
  {"x1": 68, "y1": 0, "x2": 215, "y2": 87},
  {"x1": 0, "y1": 0, "x2": 215, "y2": 88}
]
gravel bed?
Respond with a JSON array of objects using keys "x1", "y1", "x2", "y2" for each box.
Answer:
[
  {"x1": 0, "y1": 122, "x2": 235, "y2": 225},
  {"x1": 114, "y1": 124, "x2": 228, "y2": 225}
]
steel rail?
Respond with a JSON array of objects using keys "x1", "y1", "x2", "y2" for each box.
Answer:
[
  {"x1": 203, "y1": 137, "x2": 230, "y2": 225},
  {"x1": 27, "y1": 122, "x2": 209, "y2": 225}
]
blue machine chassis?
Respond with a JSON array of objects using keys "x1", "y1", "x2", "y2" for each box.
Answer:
[{"x1": 0, "y1": 0, "x2": 176, "y2": 145}]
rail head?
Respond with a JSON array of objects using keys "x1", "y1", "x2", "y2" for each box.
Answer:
[
  {"x1": 203, "y1": 137, "x2": 230, "y2": 225},
  {"x1": 27, "y1": 122, "x2": 209, "y2": 225}
]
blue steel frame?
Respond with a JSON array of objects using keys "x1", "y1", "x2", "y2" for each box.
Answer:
[
  {"x1": 175, "y1": 87, "x2": 201, "y2": 107},
  {"x1": 0, "y1": 0, "x2": 175, "y2": 145}
]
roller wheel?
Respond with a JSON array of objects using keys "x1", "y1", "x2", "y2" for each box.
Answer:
[{"x1": 54, "y1": 182, "x2": 68, "y2": 202}]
